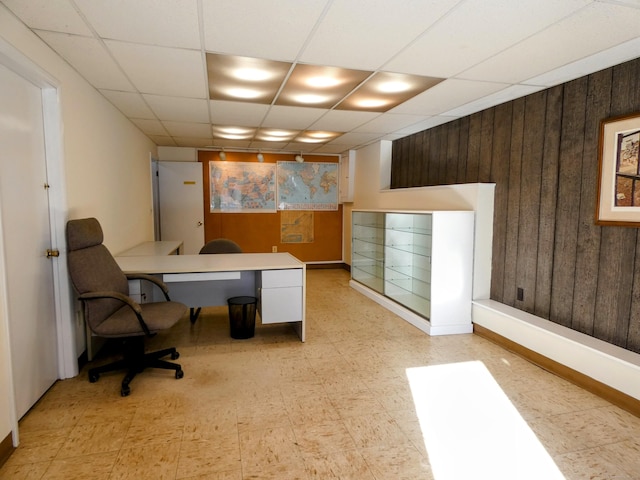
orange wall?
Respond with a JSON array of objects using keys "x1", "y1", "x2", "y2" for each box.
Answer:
[{"x1": 198, "y1": 150, "x2": 342, "y2": 262}]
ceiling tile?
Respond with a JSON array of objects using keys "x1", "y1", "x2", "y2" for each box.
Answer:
[
  {"x1": 173, "y1": 137, "x2": 217, "y2": 148},
  {"x1": 525, "y1": 36, "x2": 640, "y2": 86},
  {"x1": 395, "y1": 116, "x2": 460, "y2": 134},
  {"x1": 392, "y1": 79, "x2": 508, "y2": 116},
  {"x1": 162, "y1": 121, "x2": 212, "y2": 138},
  {"x1": 248, "y1": 140, "x2": 291, "y2": 151},
  {"x1": 201, "y1": 0, "x2": 327, "y2": 60},
  {"x1": 131, "y1": 118, "x2": 169, "y2": 136},
  {"x1": 385, "y1": 0, "x2": 592, "y2": 77},
  {"x1": 99, "y1": 90, "x2": 156, "y2": 119},
  {"x1": 1, "y1": 0, "x2": 92, "y2": 35},
  {"x1": 327, "y1": 132, "x2": 382, "y2": 146},
  {"x1": 299, "y1": 0, "x2": 461, "y2": 70},
  {"x1": 442, "y1": 84, "x2": 545, "y2": 117},
  {"x1": 460, "y1": 2, "x2": 640, "y2": 83},
  {"x1": 36, "y1": 31, "x2": 134, "y2": 91},
  {"x1": 309, "y1": 110, "x2": 379, "y2": 132},
  {"x1": 105, "y1": 41, "x2": 206, "y2": 97},
  {"x1": 74, "y1": 0, "x2": 201, "y2": 49},
  {"x1": 354, "y1": 113, "x2": 431, "y2": 134},
  {"x1": 148, "y1": 135, "x2": 177, "y2": 146},
  {"x1": 143, "y1": 95, "x2": 209, "y2": 123},
  {"x1": 209, "y1": 100, "x2": 269, "y2": 126},
  {"x1": 261, "y1": 105, "x2": 328, "y2": 130}
]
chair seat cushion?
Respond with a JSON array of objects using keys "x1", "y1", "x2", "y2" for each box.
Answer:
[{"x1": 93, "y1": 301, "x2": 187, "y2": 337}]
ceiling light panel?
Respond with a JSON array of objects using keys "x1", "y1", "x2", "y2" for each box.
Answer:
[
  {"x1": 211, "y1": 125, "x2": 256, "y2": 140},
  {"x1": 295, "y1": 131, "x2": 342, "y2": 143},
  {"x1": 276, "y1": 64, "x2": 372, "y2": 108},
  {"x1": 337, "y1": 72, "x2": 444, "y2": 112},
  {"x1": 255, "y1": 128, "x2": 299, "y2": 142},
  {"x1": 207, "y1": 53, "x2": 291, "y2": 104}
]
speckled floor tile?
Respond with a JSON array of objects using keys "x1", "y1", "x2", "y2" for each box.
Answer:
[{"x1": 3, "y1": 269, "x2": 640, "y2": 480}]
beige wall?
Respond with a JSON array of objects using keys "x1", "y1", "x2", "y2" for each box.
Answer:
[{"x1": 0, "y1": 6, "x2": 157, "y2": 446}]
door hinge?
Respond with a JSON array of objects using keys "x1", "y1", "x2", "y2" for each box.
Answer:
[
  {"x1": 46, "y1": 249, "x2": 60, "y2": 258},
  {"x1": 44, "y1": 183, "x2": 50, "y2": 189}
]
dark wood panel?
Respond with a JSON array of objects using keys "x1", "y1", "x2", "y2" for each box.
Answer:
[
  {"x1": 626, "y1": 58, "x2": 640, "y2": 352},
  {"x1": 390, "y1": 139, "x2": 401, "y2": 188},
  {"x1": 419, "y1": 130, "x2": 431, "y2": 185},
  {"x1": 534, "y1": 85, "x2": 563, "y2": 318},
  {"x1": 465, "y1": 112, "x2": 482, "y2": 183},
  {"x1": 516, "y1": 91, "x2": 547, "y2": 312},
  {"x1": 549, "y1": 78, "x2": 588, "y2": 327},
  {"x1": 489, "y1": 103, "x2": 513, "y2": 300},
  {"x1": 502, "y1": 98, "x2": 525, "y2": 305},
  {"x1": 571, "y1": 69, "x2": 611, "y2": 336},
  {"x1": 445, "y1": 120, "x2": 460, "y2": 184},
  {"x1": 390, "y1": 56, "x2": 640, "y2": 354},
  {"x1": 594, "y1": 60, "x2": 640, "y2": 347},
  {"x1": 456, "y1": 117, "x2": 470, "y2": 183},
  {"x1": 428, "y1": 127, "x2": 443, "y2": 185},
  {"x1": 411, "y1": 131, "x2": 424, "y2": 187},
  {"x1": 478, "y1": 109, "x2": 494, "y2": 183}
]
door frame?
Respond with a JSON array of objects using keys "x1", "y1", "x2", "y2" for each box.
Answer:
[{"x1": 0, "y1": 38, "x2": 75, "y2": 444}]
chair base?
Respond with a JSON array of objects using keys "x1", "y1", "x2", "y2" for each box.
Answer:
[{"x1": 88, "y1": 336, "x2": 183, "y2": 396}]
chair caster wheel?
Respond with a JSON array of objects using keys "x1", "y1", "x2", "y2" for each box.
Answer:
[
  {"x1": 89, "y1": 373, "x2": 99, "y2": 383},
  {"x1": 121, "y1": 386, "x2": 131, "y2": 397},
  {"x1": 171, "y1": 351, "x2": 180, "y2": 360},
  {"x1": 175, "y1": 369, "x2": 184, "y2": 379}
]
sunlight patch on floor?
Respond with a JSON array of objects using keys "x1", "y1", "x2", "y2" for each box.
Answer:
[{"x1": 407, "y1": 361, "x2": 565, "y2": 480}]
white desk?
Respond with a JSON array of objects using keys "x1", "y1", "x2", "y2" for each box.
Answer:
[
  {"x1": 117, "y1": 240, "x2": 183, "y2": 256},
  {"x1": 115, "y1": 252, "x2": 306, "y2": 341}
]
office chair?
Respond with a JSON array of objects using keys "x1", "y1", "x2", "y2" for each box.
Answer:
[
  {"x1": 190, "y1": 238, "x2": 243, "y2": 323},
  {"x1": 66, "y1": 217, "x2": 187, "y2": 396}
]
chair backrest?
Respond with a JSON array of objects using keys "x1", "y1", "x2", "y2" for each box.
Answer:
[
  {"x1": 66, "y1": 218, "x2": 129, "y2": 332},
  {"x1": 199, "y1": 238, "x2": 242, "y2": 254}
]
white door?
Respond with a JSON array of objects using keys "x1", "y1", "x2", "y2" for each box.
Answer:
[
  {"x1": 158, "y1": 161, "x2": 204, "y2": 254},
  {"x1": 0, "y1": 63, "x2": 58, "y2": 419}
]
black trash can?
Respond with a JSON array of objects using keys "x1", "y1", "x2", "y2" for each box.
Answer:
[{"x1": 227, "y1": 296, "x2": 257, "y2": 339}]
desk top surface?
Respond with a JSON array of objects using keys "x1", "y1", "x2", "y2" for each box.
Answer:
[
  {"x1": 117, "y1": 240, "x2": 183, "y2": 257},
  {"x1": 115, "y1": 252, "x2": 304, "y2": 274}
]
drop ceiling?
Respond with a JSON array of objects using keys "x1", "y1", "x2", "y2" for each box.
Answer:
[{"x1": 2, "y1": 0, "x2": 640, "y2": 155}]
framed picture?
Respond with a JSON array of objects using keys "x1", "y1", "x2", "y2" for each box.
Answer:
[{"x1": 595, "y1": 112, "x2": 640, "y2": 226}]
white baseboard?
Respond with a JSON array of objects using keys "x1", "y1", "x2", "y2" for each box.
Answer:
[{"x1": 472, "y1": 299, "x2": 640, "y2": 401}]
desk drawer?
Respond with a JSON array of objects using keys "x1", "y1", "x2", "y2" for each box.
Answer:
[
  {"x1": 260, "y1": 286, "x2": 302, "y2": 324},
  {"x1": 261, "y1": 269, "x2": 302, "y2": 288}
]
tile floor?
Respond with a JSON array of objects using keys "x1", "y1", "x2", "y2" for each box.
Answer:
[{"x1": 2, "y1": 268, "x2": 640, "y2": 479}]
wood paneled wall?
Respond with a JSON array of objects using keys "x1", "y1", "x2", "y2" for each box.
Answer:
[
  {"x1": 198, "y1": 151, "x2": 342, "y2": 263},
  {"x1": 391, "y1": 57, "x2": 640, "y2": 353}
]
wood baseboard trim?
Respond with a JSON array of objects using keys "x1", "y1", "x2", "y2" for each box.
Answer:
[
  {"x1": 0, "y1": 431, "x2": 14, "y2": 468},
  {"x1": 474, "y1": 323, "x2": 640, "y2": 418},
  {"x1": 306, "y1": 263, "x2": 348, "y2": 270}
]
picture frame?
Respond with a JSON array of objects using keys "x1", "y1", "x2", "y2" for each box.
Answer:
[{"x1": 595, "y1": 112, "x2": 640, "y2": 226}]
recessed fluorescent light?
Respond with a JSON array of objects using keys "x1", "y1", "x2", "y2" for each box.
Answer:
[
  {"x1": 356, "y1": 99, "x2": 388, "y2": 108},
  {"x1": 226, "y1": 87, "x2": 262, "y2": 99},
  {"x1": 307, "y1": 76, "x2": 341, "y2": 88},
  {"x1": 294, "y1": 94, "x2": 330, "y2": 104},
  {"x1": 378, "y1": 81, "x2": 411, "y2": 93},
  {"x1": 233, "y1": 67, "x2": 272, "y2": 82}
]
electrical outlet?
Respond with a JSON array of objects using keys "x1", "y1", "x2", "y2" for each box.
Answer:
[
  {"x1": 272, "y1": 246, "x2": 277, "y2": 252},
  {"x1": 517, "y1": 287, "x2": 524, "y2": 301}
]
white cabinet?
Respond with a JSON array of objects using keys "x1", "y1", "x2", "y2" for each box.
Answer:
[
  {"x1": 351, "y1": 210, "x2": 474, "y2": 336},
  {"x1": 258, "y1": 269, "x2": 303, "y2": 324}
]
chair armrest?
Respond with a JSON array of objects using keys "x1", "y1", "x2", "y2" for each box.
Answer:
[
  {"x1": 125, "y1": 273, "x2": 171, "y2": 300},
  {"x1": 78, "y1": 290, "x2": 152, "y2": 336}
]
